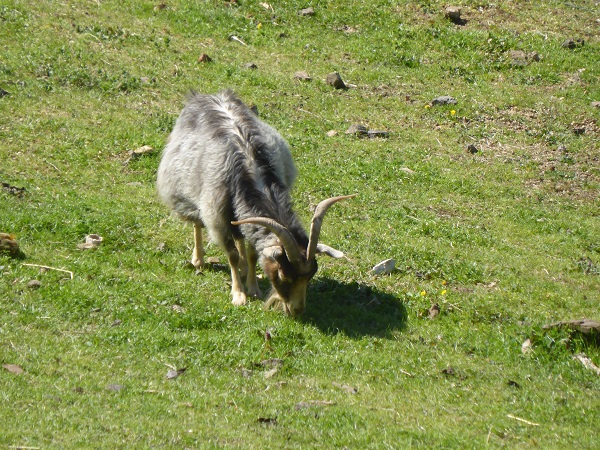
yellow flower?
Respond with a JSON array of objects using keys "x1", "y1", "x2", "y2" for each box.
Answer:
[
  {"x1": 450, "y1": 110, "x2": 456, "y2": 116},
  {"x1": 424, "y1": 104, "x2": 431, "y2": 109},
  {"x1": 441, "y1": 289, "x2": 447, "y2": 295},
  {"x1": 257, "y1": 22, "x2": 262, "y2": 29},
  {"x1": 420, "y1": 290, "x2": 427, "y2": 296}
]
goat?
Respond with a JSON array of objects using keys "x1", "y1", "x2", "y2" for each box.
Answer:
[{"x1": 157, "y1": 89, "x2": 354, "y2": 316}]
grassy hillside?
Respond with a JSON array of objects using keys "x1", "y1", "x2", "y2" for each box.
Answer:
[{"x1": 1, "y1": 0, "x2": 599, "y2": 447}]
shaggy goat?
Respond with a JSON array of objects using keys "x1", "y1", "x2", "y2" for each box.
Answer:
[{"x1": 157, "y1": 90, "x2": 353, "y2": 316}]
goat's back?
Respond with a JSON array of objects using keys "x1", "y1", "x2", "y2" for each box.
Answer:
[{"x1": 157, "y1": 90, "x2": 298, "y2": 246}]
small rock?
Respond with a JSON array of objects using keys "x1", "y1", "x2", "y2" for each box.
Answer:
[
  {"x1": 106, "y1": 384, "x2": 125, "y2": 392},
  {"x1": 521, "y1": 338, "x2": 533, "y2": 354},
  {"x1": 27, "y1": 279, "x2": 41, "y2": 289},
  {"x1": 592, "y1": 101, "x2": 600, "y2": 108},
  {"x1": 444, "y1": 6, "x2": 461, "y2": 23},
  {"x1": 367, "y1": 130, "x2": 389, "y2": 139},
  {"x1": 399, "y1": 167, "x2": 415, "y2": 175},
  {"x1": 294, "y1": 71, "x2": 312, "y2": 82},
  {"x1": 326, "y1": 72, "x2": 347, "y2": 89},
  {"x1": 167, "y1": 368, "x2": 187, "y2": 379},
  {"x1": 244, "y1": 62, "x2": 258, "y2": 70},
  {"x1": 441, "y1": 366, "x2": 455, "y2": 376},
  {"x1": 3, "y1": 364, "x2": 24, "y2": 375},
  {"x1": 432, "y1": 96, "x2": 457, "y2": 106},
  {"x1": 467, "y1": 144, "x2": 478, "y2": 154},
  {"x1": 0, "y1": 88, "x2": 9, "y2": 97},
  {"x1": 562, "y1": 38, "x2": 584, "y2": 49},
  {"x1": 130, "y1": 145, "x2": 154, "y2": 160},
  {"x1": 371, "y1": 258, "x2": 396, "y2": 275},
  {"x1": 345, "y1": 124, "x2": 368, "y2": 136},
  {"x1": 0, "y1": 233, "x2": 21, "y2": 257},
  {"x1": 428, "y1": 303, "x2": 440, "y2": 319},
  {"x1": 198, "y1": 53, "x2": 212, "y2": 63},
  {"x1": 78, "y1": 234, "x2": 103, "y2": 250},
  {"x1": 326, "y1": 130, "x2": 338, "y2": 137},
  {"x1": 299, "y1": 7, "x2": 315, "y2": 16},
  {"x1": 264, "y1": 367, "x2": 279, "y2": 379},
  {"x1": 111, "y1": 319, "x2": 122, "y2": 327}
]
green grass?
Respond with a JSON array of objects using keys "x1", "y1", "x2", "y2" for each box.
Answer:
[{"x1": 1, "y1": 0, "x2": 599, "y2": 447}]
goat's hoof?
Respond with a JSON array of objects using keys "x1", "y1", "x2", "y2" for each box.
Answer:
[
  {"x1": 191, "y1": 258, "x2": 204, "y2": 270},
  {"x1": 231, "y1": 291, "x2": 247, "y2": 306}
]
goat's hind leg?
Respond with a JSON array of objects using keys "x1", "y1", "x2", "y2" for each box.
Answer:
[{"x1": 191, "y1": 222, "x2": 205, "y2": 270}]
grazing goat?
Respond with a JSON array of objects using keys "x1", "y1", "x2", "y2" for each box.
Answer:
[{"x1": 157, "y1": 89, "x2": 354, "y2": 316}]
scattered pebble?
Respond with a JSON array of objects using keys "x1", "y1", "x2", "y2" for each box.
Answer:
[
  {"x1": 444, "y1": 6, "x2": 461, "y2": 23},
  {"x1": 326, "y1": 72, "x2": 347, "y2": 89},
  {"x1": 562, "y1": 38, "x2": 584, "y2": 49},
  {"x1": 367, "y1": 130, "x2": 389, "y2": 139},
  {"x1": 244, "y1": 62, "x2": 258, "y2": 70},
  {"x1": 432, "y1": 96, "x2": 457, "y2": 106},
  {"x1": 78, "y1": 234, "x2": 103, "y2": 250},
  {"x1": 27, "y1": 279, "x2": 41, "y2": 289},
  {"x1": 294, "y1": 71, "x2": 312, "y2": 82},
  {"x1": 592, "y1": 101, "x2": 600, "y2": 108},
  {"x1": 345, "y1": 124, "x2": 368, "y2": 137},
  {"x1": 428, "y1": 303, "x2": 440, "y2": 319},
  {"x1": 299, "y1": 7, "x2": 315, "y2": 16},
  {"x1": 326, "y1": 130, "x2": 338, "y2": 137},
  {"x1": 371, "y1": 258, "x2": 396, "y2": 275},
  {"x1": 467, "y1": 144, "x2": 479, "y2": 154},
  {"x1": 198, "y1": 53, "x2": 212, "y2": 63},
  {"x1": 0, "y1": 233, "x2": 21, "y2": 257}
]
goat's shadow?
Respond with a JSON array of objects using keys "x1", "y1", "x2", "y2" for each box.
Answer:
[
  {"x1": 197, "y1": 263, "x2": 407, "y2": 338},
  {"x1": 300, "y1": 278, "x2": 407, "y2": 338}
]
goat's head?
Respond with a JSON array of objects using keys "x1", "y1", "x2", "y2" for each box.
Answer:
[{"x1": 232, "y1": 194, "x2": 355, "y2": 317}]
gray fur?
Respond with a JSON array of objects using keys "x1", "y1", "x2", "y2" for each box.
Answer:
[{"x1": 157, "y1": 90, "x2": 300, "y2": 251}]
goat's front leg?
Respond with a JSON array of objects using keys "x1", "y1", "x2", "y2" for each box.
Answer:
[
  {"x1": 245, "y1": 244, "x2": 262, "y2": 298},
  {"x1": 225, "y1": 240, "x2": 246, "y2": 306},
  {"x1": 191, "y1": 222, "x2": 205, "y2": 269}
]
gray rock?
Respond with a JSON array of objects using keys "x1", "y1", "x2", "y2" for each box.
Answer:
[
  {"x1": 432, "y1": 96, "x2": 457, "y2": 106},
  {"x1": 372, "y1": 259, "x2": 396, "y2": 275},
  {"x1": 27, "y1": 279, "x2": 41, "y2": 289},
  {"x1": 467, "y1": 144, "x2": 478, "y2": 154},
  {"x1": 562, "y1": 38, "x2": 584, "y2": 49},
  {"x1": 326, "y1": 72, "x2": 347, "y2": 89},
  {"x1": 367, "y1": 130, "x2": 389, "y2": 139},
  {"x1": 294, "y1": 71, "x2": 312, "y2": 81},
  {"x1": 444, "y1": 6, "x2": 461, "y2": 23},
  {"x1": 299, "y1": 7, "x2": 315, "y2": 16},
  {"x1": 345, "y1": 124, "x2": 368, "y2": 136}
]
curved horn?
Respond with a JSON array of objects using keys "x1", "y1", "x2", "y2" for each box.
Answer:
[
  {"x1": 306, "y1": 194, "x2": 357, "y2": 261},
  {"x1": 231, "y1": 218, "x2": 303, "y2": 266}
]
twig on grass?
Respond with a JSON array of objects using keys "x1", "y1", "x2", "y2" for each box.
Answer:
[
  {"x1": 22, "y1": 263, "x2": 74, "y2": 279},
  {"x1": 507, "y1": 414, "x2": 539, "y2": 426}
]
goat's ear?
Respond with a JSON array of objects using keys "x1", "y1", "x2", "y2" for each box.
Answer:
[
  {"x1": 315, "y1": 243, "x2": 344, "y2": 259},
  {"x1": 263, "y1": 246, "x2": 284, "y2": 261}
]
